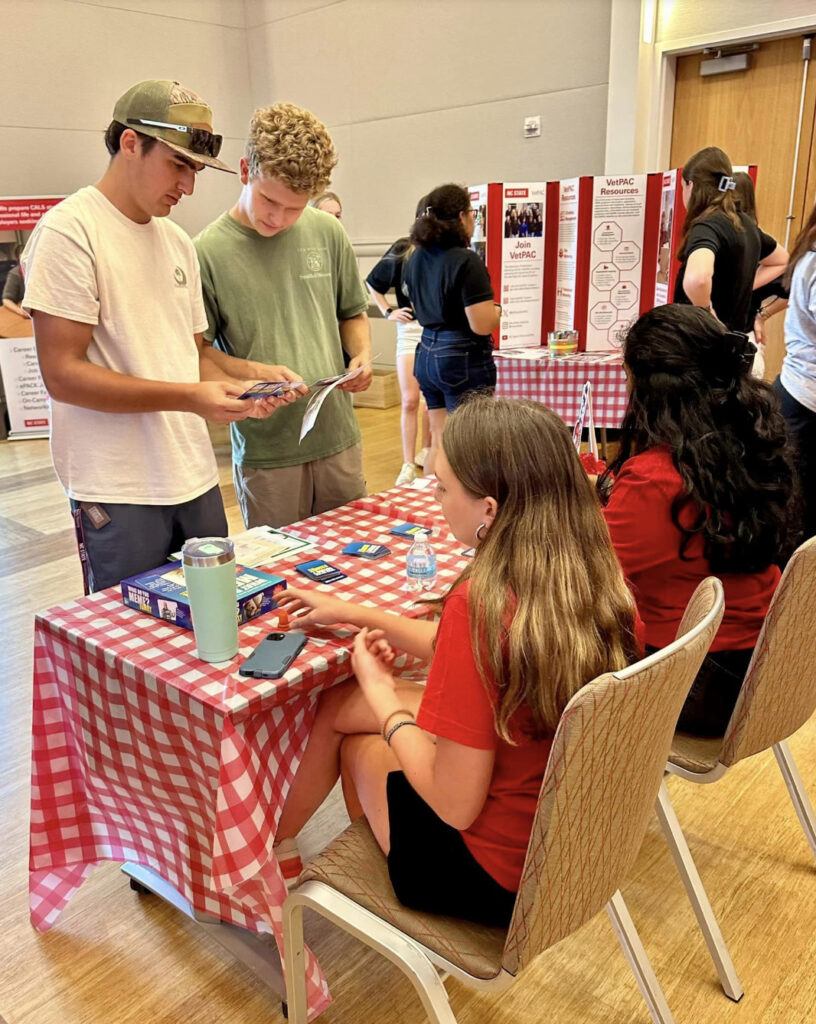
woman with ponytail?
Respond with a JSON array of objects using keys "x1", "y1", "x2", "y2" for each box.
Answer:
[
  {"x1": 272, "y1": 396, "x2": 641, "y2": 924},
  {"x1": 402, "y1": 183, "x2": 501, "y2": 476},
  {"x1": 675, "y1": 146, "x2": 787, "y2": 332},
  {"x1": 601, "y1": 304, "x2": 796, "y2": 735}
]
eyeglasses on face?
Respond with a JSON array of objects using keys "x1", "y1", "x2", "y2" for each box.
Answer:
[{"x1": 127, "y1": 118, "x2": 223, "y2": 158}]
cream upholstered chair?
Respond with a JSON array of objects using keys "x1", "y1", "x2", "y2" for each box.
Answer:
[
  {"x1": 281, "y1": 578, "x2": 724, "y2": 1024},
  {"x1": 656, "y1": 537, "x2": 816, "y2": 1002}
]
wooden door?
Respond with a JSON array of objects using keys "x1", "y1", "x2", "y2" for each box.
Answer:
[{"x1": 670, "y1": 35, "x2": 816, "y2": 378}]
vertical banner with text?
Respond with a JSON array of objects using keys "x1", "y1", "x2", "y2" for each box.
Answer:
[
  {"x1": 555, "y1": 178, "x2": 580, "y2": 333},
  {"x1": 586, "y1": 174, "x2": 647, "y2": 350},
  {"x1": 497, "y1": 182, "x2": 547, "y2": 348},
  {"x1": 0, "y1": 193, "x2": 64, "y2": 438}
]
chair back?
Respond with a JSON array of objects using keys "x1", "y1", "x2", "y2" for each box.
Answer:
[
  {"x1": 720, "y1": 537, "x2": 816, "y2": 767},
  {"x1": 501, "y1": 577, "x2": 724, "y2": 975}
]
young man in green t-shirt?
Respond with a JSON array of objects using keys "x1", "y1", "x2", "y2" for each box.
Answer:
[{"x1": 195, "y1": 103, "x2": 372, "y2": 528}]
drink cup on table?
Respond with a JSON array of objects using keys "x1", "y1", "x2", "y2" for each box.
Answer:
[{"x1": 182, "y1": 537, "x2": 239, "y2": 662}]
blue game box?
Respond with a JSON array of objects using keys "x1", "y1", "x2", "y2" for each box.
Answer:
[{"x1": 120, "y1": 562, "x2": 287, "y2": 630}]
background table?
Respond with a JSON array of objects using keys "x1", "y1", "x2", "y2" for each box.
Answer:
[
  {"x1": 30, "y1": 495, "x2": 448, "y2": 1020},
  {"x1": 495, "y1": 351, "x2": 628, "y2": 429}
]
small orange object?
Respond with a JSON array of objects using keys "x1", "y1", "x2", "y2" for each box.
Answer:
[{"x1": 268, "y1": 607, "x2": 290, "y2": 628}]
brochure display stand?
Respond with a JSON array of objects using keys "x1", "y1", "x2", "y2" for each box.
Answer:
[{"x1": 469, "y1": 181, "x2": 548, "y2": 349}]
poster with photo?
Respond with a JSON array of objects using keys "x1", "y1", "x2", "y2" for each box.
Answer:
[
  {"x1": 469, "y1": 184, "x2": 488, "y2": 265},
  {"x1": 554, "y1": 178, "x2": 579, "y2": 332},
  {"x1": 654, "y1": 170, "x2": 680, "y2": 306},
  {"x1": 498, "y1": 182, "x2": 547, "y2": 348},
  {"x1": 586, "y1": 174, "x2": 647, "y2": 350}
]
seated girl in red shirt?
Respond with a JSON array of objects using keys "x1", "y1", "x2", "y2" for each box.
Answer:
[
  {"x1": 601, "y1": 304, "x2": 796, "y2": 737},
  {"x1": 275, "y1": 395, "x2": 641, "y2": 927}
]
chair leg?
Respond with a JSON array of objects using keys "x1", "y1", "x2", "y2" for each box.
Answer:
[
  {"x1": 606, "y1": 890, "x2": 675, "y2": 1024},
  {"x1": 283, "y1": 884, "x2": 459, "y2": 1024},
  {"x1": 282, "y1": 897, "x2": 310, "y2": 1024},
  {"x1": 773, "y1": 740, "x2": 816, "y2": 862},
  {"x1": 655, "y1": 780, "x2": 743, "y2": 1001}
]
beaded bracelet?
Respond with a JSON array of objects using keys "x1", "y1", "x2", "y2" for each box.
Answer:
[
  {"x1": 380, "y1": 708, "x2": 414, "y2": 740},
  {"x1": 385, "y1": 719, "x2": 420, "y2": 746}
]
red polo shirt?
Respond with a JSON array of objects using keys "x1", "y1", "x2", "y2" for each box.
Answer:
[{"x1": 603, "y1": 446, "x2": 779, "y2": 651}]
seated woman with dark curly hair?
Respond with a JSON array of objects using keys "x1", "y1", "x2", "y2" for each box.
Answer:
[{"x1": 600, "y1": 304, "x2": 797, "y2": 736}]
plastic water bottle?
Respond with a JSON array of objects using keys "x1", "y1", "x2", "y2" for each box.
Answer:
[{"x1": 405, "y1": 531, "x2": 437, "y2": 591}]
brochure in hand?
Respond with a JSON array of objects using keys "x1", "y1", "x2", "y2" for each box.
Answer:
[
  {"x1": 299, "y1": 359, "x2": 373, "y2": 442},
  {"x1": 239, "y1": 381, "x2": 307, "y2": 399}
]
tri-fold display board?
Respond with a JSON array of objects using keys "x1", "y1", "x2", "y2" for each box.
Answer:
[{"x1": 470, "y1": 165, "x2": 756, "y2": 351}]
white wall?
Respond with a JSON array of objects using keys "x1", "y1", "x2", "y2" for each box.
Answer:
[
  {"x1": 245, "y1": 0, "x2": 613, "y2": 246},
  {"x1": 655, "y1": 0, "x2": 816, "y2": 45},
  {"x1": 0, "y1": 0, "x2": 252, "y2": 241}
]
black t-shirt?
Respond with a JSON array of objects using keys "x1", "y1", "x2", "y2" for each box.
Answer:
[
  {"x1": 674, "y1": 211, "x2": 777, "y2": 331},
  {"x1": 366, "y1": 240, "x2": 411, "y2": 310},
  {"x1": 403, "y1": 245, "x2": 494, "y2": 337}
]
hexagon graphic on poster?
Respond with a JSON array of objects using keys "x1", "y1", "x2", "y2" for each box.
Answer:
[
  {"x1": 611, "y1": 281, "x2": 639, "y2": 310},
  {"x1": 593, "y1": 221, "x2": 622, "y2": 251},
  {"x1": 612, "y1": 240, "x2": 641, "y2": 271},
  {"x1": 589, "y1": 302, "x2": 617, "y2": 329},
  {"x1": 609, "y1": 319, "x2": 633, "y2": 348},
  {"x1": 591, "y1": 262, "x2": 619, "y2": 291}
]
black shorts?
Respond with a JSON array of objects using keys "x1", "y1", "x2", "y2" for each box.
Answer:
[
  {"x1": 386, "y1": 771, "x2": 516, "y2": 929},
  {"x1": 647, "y1": 645, "x2": 753, "y2": 736}
]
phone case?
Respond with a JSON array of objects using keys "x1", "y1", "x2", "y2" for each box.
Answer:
[{"x1": 238, "y1": 632, "x2": 307, "y2": 678}]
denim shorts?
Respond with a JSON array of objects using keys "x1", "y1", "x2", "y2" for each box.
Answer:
[{"x1": 413, "y1": 329, "x2": 496, "y2": 412}]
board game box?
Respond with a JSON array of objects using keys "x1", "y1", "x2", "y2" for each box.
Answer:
[{"x1": 121, "y1": 562, "x2": 287, "y2": 630}]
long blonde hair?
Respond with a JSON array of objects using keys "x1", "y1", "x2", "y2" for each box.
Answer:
[{"x1": 441, "y1": 397, "x2": 640, "y2": 742}]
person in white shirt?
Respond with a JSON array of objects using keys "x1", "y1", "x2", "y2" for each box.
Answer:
[
  {"x1": 22, "y1": 79, "x2": 300, "y2": 592},
  {"x1": 776, "y1": 199, "x2": 816, "y2": 541}
]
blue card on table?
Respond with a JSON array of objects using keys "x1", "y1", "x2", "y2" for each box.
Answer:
[
  {"x1": 389, "y1": 522, "x2": 431, "y2": 538},
  {"x1": 342, "y1": 542, "x2": 391, "y2": 560},
  {"x1": 295, "y1": 558, "x2": 347, "y2": 583}
]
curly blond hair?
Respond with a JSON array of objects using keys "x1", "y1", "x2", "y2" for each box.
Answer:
[{"x1": 245, "y1": 103, "x2": 337, "y2": 196}]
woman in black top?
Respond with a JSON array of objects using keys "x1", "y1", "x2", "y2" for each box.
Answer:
[
  {"x1": 366, "y1": 197, "x2": 432, "y2": 486},
  {"x1": 403, "y1": 183, "x2": 500, "y2": 476},
  {"x1": 674, "y1": 147, "x2": 787, "y2": 333}
]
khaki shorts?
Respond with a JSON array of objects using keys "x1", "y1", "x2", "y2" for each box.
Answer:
[{"x1": 233, "y1": 443, "x2": 366, "y2": 529}]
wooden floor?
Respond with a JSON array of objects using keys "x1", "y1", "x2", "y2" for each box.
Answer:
[{"x1": 2, "y1": 406, "x2": 816, "y2": 1024}]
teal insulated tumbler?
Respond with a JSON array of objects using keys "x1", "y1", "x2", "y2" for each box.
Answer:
[{"x1": 181, "y1": 537, "x2": 239, "y2": 662}]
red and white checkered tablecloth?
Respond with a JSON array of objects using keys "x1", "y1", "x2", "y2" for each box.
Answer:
[
  {"x1": 29, "y1": 503, "x2": 453, "y2": 1020},
  {"x1": 347, "y1": 483, "x2": 448, "y2": 539},
  {"x1": 495, "y1": 352, "x2": 628, "y2": 428}
]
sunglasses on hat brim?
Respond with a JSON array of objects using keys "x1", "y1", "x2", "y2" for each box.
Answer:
[{"x1": 127, "y1": 118, "x2": 223, "y2": 159}]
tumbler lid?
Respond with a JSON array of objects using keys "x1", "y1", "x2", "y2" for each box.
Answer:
[{"x1": 181, "y1": 536, "x2": 235, "y2": 568}]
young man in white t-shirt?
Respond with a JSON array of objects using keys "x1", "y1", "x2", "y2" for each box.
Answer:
[{"x1": 22, "y1": 79, "x2": 302, "y2": 592}]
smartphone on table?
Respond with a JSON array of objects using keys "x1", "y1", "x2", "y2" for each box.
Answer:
[{"x1": 238, "y1": 632, "x2": 307, "y2": 678}]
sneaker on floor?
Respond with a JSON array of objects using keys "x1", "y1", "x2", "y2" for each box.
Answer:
[
  {"x1": 414, "y1": 446, "x2": 430, "y2": 468},
  {"x1": 395, "y1": 461, "x2": 418, "y2": 486}
]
